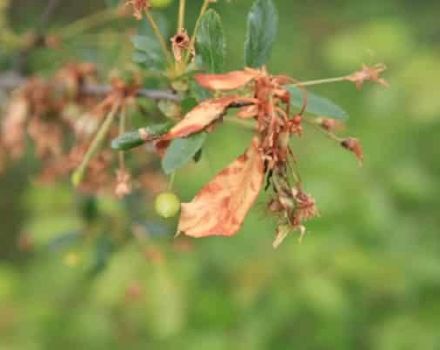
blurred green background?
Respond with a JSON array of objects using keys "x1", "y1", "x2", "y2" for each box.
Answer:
[{"x1": 1, "y1": 0, "x2": 440, "y2": 349}]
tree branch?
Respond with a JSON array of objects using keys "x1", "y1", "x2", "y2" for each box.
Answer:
[{"x1": 0, "y1": 73, "x2": 179, "y2": 101}]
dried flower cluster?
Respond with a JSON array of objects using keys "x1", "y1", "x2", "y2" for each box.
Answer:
[
  {"x1": 0, "y1": 64, "x2": 165, "y2": 196},
  {"x1": 126, "y1": 0, "x2": 151, "y2": 20}
]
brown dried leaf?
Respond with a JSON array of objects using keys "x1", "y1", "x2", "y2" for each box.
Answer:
[
  {"x1": 195, "y1": 70, "x2": 258, "y2": 91},
  {"x1": 178, "y1": 138, "x2": 264, "y2": 238},
  {"x1": 164, "y1": 96, "x2": 254, "y2": 140}
]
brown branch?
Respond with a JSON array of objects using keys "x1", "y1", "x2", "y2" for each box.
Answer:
[{"x1": 0, "y1": 73, "x2": 180, "y2": 101}]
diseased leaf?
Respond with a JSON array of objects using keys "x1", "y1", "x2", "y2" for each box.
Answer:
[
  {"x1": 287, "y1": 85, "x2": 349, "y2": 120},
  {"x1": 178, "y1": 138, "x2": 264, "y2": 237},
  {"x1": 111, "y1": 122, "x2": 172, "y2": 151},
  {"x1": 244, "y1": 0, "x2": 278, "y2": 68},
  {"x1": 164, "y1": 96, "x2": 254, "y2": 140},
  {"x1": 195, "y1": 70, "x2": 258, "y2": 91},
  {"x1": 162, "y1": 132, "x2": 207, "y2": 174},
  {"x1": 196, "y1": 9, "x2": 226, "y2": 73}
]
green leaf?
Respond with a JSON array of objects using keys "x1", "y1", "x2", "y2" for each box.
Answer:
[
  {"x1": 131, "y1": 36, "x2": 164, "y2": 69},
  {"x1": 244, "y1": 0, "x2": 278, "y2": 68},
  {"x1": 196, "y1": 9, "x2": 226, "y2": 73},
  {"x1": 111, "y1": 123, "x2": 172, "y2": 151},
  {"x1": 287, "y1": 85, "x2": 349, "y2": 120},
  {"x1": 138, "y1": 12, "x2": 169, "y2": 38},
  {"x1": 162, "y1": 133, "x2": 207, "y2": 174}
]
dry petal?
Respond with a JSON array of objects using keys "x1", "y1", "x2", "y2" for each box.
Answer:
[
  {"x1": 164, "y1": 96, "x2": 254, "y2": 140},
  {"x1": 178, "y1": 138, "x2": 264, "y2": 237},
  {"x1": 195, "y1": 70, "x2": 259, "y2": 91}
]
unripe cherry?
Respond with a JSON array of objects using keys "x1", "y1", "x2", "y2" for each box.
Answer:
[
  {"x1": 151, "y1": 0, "x2": 174, "y2": 8},
  {"x1": 154, "y1": 192, "x2": 181, "y2": 218}
]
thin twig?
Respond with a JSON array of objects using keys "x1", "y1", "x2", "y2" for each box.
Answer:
[
  {"x1": 72, "y1": 100, "x2": 121, "y2": 187},
  {"x1": 144, "y1": 10, "x2": 173, "y2": 64},
  {"x1": 0, "y1": 73, "x2": 179, "y2": 101},
  {"x1": 39, "y1": 0, "x2": 61, "y2": 31}
]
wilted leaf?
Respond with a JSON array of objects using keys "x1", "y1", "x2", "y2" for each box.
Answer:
[
  {"x1": 196, "y1": 9, "x2": 226, "y2": 73},
  {"x1": 178, "y1": 138, "x2": 264, "y2": 237},
  {"x1": 195, "y1": 70, "x2": 258, "y2": 91},
  {"x1": 244, "y1": 0, "x2": 278, "y2": 68},
  {"x1": 162, "y1": 133, "x2": 207, "y2": 174},
  {"x1": 287, "y1": 85, "x2": 349, "y2": 120},
  {"x1": 164, "y1": 96, "x2": 254, "y2": 140}
]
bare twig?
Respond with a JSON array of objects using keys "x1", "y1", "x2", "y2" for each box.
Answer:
[
  {"x1": 0, "y1": 73, "x2": 179, "y2": 101},
  {"x1": 39, "y1": 0, "x2": 62, "y2": 31}
]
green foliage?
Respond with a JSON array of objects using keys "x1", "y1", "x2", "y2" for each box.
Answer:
[
  {"x1": 131, "y1": 35, "x2": 164, "y2": 70},
  {"x1": 244, "y1": 0, "x2": 278, "y2": 68},
  {"x1": 162, "y1": 132, "x2": 207, "y2": 174},
  {"x1": 287, "y1": 85, "x2": 349, "y2": 120},
  {"x1": 196, "y1": 9, "x2": 226, "y2": 73}
]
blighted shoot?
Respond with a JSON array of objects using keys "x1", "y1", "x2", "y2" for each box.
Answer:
[{"x1": 0, "y1": 0, "x2": 388, "y2": 248}]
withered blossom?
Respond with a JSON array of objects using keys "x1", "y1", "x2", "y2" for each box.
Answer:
[
  {"x1": 125, "y1": 0, "x2": 151, "y2": 20},
  {"x1": 171, "y1": 29, "x2": 193, "y2": 63},
  {"x1": 341, "y1": 137, "x2": 364, "y2": 165},
  {"x1": 346, "y1": 64, "x2": 388, "y2": 89},
  {"x1": 115, "y1": 169, "x2": 132, "y2": 198}
]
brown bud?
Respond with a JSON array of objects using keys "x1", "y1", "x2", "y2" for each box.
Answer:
[{"x1": 341, "y1": 137, "x2": 364, "y2": 165}]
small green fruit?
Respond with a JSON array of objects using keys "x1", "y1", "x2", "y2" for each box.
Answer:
[
  {"x1": 155, "y1": 192, "x2": 181, "y2": 218},
  {"x1": 151, "y1": 0, "x2": 174, "y2": 8}
]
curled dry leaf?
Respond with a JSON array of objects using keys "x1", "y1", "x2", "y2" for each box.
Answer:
[
  {"x1": 195, "y1": 70, "x2": 259, "y2": 91},
  {"x1": 164, "y1": 96, "x2": 255, "y2": 139},
  {"x1": 178, "y1": 137, "x2": 264, "y2": 237}
]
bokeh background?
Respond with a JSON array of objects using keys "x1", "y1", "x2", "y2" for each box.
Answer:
[{"x1": 1, "y1": 0, "x2": 440, "y2": 349}]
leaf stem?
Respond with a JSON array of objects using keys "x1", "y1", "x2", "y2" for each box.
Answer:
[
  {"x1": 118, "y1": 103, "x2": 127, "y2": 170},
  {"x1": 292, "y1": 76, "x2": 347, "y2": 88},
  {"x1": 168, "y1": 172, "x2": 176, "y2": 191},
  {"x1": 144, "y1": 10, "x2": 173, "y2": 63},
  {"x1": 177, "y1": 0, "x2": 186, "y2": 31},
  {"x1": 72, "y1": 100, "x2": 121, "y2": 187},
  {"x1": 303, "y1": 118, "x2": 343, "y2": 143},
  {"x1": 188, "y1": 0, "x2": 212, "y2": 57}
]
